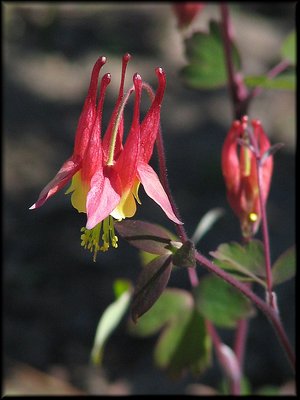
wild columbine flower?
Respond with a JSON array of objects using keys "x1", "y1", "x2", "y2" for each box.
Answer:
[
  {"x1": 30, "y1": 54, "x2": 181, "y2": 260},
  {"x1": 221, "y1": 116, "x2": 273, "y2": 238},
  {"x1": 172, "y1": 2, "x2": 205, "y2": 29}
]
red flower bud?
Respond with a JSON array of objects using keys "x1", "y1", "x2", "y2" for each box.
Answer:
[
  {"x1": 172, "y1": 2, "x2": 205, "y2": 29},
  {"x1": 222, "y1": 116, "x2": 273, "y2": 238}
]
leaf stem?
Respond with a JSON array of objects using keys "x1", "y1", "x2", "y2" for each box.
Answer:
[
  {"x1": 246, "y1": 59, "x2": 291, "y2": 106},
  {"x1": 220, "y1": 3, "x2": 248, "y2": 119},
  {"x1": 248, "y1": 130, "x2": 275, "y2": 309}
]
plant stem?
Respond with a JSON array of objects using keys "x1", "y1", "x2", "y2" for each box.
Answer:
[
  {"x1": 220, "y1": 3, "x2": 248, "y2": 119},
  {"x1": 234, "y1": 318, "x2": 249, "y2": 369},
  {"x1": 195, "y1": 250, "x2": 295, "y2": 370},
  {"x1": 246, "y1": 59, "x2": 291, "y2": 106},
  {"x1": 248, "y1": 129, "x2": 275, "y2": 309},
  {"x1": 155, "y1": 125, "x2": 187, "y2": 243}
]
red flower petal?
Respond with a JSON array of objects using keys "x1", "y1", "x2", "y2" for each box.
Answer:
[
  {"x1": 139, "y1": 68, "x2": 166, "y2": 164},
  {"x1": 74, "y1": 56, "x2": 107, "y2": 158},
  {"x1": 115, "y1": 73, "x2": 142, "y2": 191},
  {"x1": 29, "y1": 155, "x2": 81, "y2": 209},
  {"x1": 137, "y1": 162, "x2": 182, "y2": 225},
  {"x1": 102, "y1": 53, "x2": 131, "y2": 163}
]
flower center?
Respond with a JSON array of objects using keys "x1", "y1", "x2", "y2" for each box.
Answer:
[{"x1": 80, "y1": 215, "x2": 118, "y2": 261}]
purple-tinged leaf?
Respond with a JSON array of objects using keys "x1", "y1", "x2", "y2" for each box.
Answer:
[
  {"x1": 131, "y1": 254, "x2": 173, "y2": 322},
  {"x1": 115, "y1": 219, "x2": 174, "y2": 255}
]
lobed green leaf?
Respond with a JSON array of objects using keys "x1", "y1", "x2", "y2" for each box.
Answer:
[
  {"x1": 181, "y1": 20, "x2": 241, "y2": 89},
  {"x1": 154, "y1": 309, "x2": 212, "y2": 377},
  {"x1": 128, "y1": 288, "x2": 194, "y2": 337},
  {"x1": 210, "y1": 240, "x2": 267, "y2": 286},
  {"x1": 194, "y1": 275, "x2": 255, "y2": 328}
]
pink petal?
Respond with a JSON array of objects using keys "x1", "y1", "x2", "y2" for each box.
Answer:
[
  {"x1": 137, "y1": 162, "x2": 182, "y2": 225},
  {"x1": 86, "y1": 167, "x2": 122, "y2": 230},
  {"x1": 29, "y1": 156, "x2": 81, "y2": 209}
]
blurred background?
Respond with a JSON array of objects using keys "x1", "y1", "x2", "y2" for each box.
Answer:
[{"x1": 3, "y1": 2, "x2": 295, "y2": 395}]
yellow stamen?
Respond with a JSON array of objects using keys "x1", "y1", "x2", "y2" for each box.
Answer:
[
  {"x1": 80, "y1": 216, "x2": 118, "y2": 261},
  {"x1": 249, "y1": 212, "x2": 258, "y2": 222}
]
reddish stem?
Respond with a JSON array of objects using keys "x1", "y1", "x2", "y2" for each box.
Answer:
[
  {"x1": 234, "y1": 318, "x2": 249, "y2": 368},
  {"x1": 248, "y1": 130, "x2": 275, "y2": 309}
]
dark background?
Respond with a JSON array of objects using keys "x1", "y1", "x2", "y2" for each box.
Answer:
[{"x1": 3, "y1": 2, "x2": 295, "y2": 395}]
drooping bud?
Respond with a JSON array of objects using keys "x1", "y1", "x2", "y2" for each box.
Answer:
[{"x1": 222, "y1": 116, "x2": 273, "y2": 238}]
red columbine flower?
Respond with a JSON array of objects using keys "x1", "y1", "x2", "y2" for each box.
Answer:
[
  {"x1": 30, "y1": 54, "x2": 181, "y2": 260},
  {"x1": 172, "y1": 2, "x2": 205, "y2": 29},
  {"x1": 222, "y1": 116, "x2": 273, "y2": 238}
]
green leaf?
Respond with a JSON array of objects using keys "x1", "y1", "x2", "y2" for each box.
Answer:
[
  {"x1": 113, "y1": 279, "x2": 132, "y2": 299},
  {"x1": 172, "y1": 239, "x2": 196, "y2": 268},
  {"x1": 154, "y1": 309, "x2": 212, "y2": 377},
  {"x1": 255, "y1": 385, "x2": 280, "y2": 395},
  {"x1": 129, "y1": 288, "x2": 194, "y2": 337},
  {"x1": 115, "y1": 220, "x2": 173, "y2": 255},
  {"x1": 244, "y1": 74, "x2": 295, "y2": 90},
  {"x1": 194, "y1": 275, "x2": 255, "y2": 328},
  {"x1": 272, "y1": 245, "x2": 295, "y2": 286},
  {"x1": 281, "y1": 30, "x2": 296, "y2": 65},
  {"x1": 181, "y1": 20, "x2": 241, "y2": 89},
  {"x1": 131, "y1": 254, "x2": 173, "y2": 322},
  {"x1": 91, "y1": 288, "x2": 132, "y2": 365},
  {"x1": 192, "y1": 208, "x2": 224, "y2": 245},
  {"x1": 210, "y1": 240, "x2": 267, "y2": 286}
]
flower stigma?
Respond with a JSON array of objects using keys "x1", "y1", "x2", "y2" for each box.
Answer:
[{"x1": 80, "y1": 215, "x2": 118, "y2": 261}]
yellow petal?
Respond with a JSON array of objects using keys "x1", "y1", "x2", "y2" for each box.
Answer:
[
  {"x1": 65, "y1": 171, "x2": 88, "y2": 213},
  {"x1": 111, "y1": 190, "x2": 137, "y2": 220}
]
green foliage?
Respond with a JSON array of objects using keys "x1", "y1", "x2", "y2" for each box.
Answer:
[
  {"x1": 194, "y1": 275, "x2": 255, "y2": 328},
  {"x1": 192, "y1": 208, "x2": 225, "y2": 245},
  {"x1": 154, "y1": 309, "x2": 211, "y2": 377},
  {"x1": 129, "y1": 288, "x2": 212, "y2": 377},
  {"x1": 91, "y1": 280, "x2": 132, "y2": 365},
  {"x1": 210, "y1": 240, "x2": 267, "y2": 286},
  {"x1": 281, "y1": 30, "x2": 296, "y2": 65},
  {"x1": 128, "y1": 288, "x2": 193, "y2": 336},
  {"x1": 181, "y1": 20, "x2": 241, "y2": 89},
  {"x1": 244, "y1": 74, "x2": 295, "y2": 90},
  {"x1": 272, "y1": 245, "x2": 295, "y2": 286}
]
